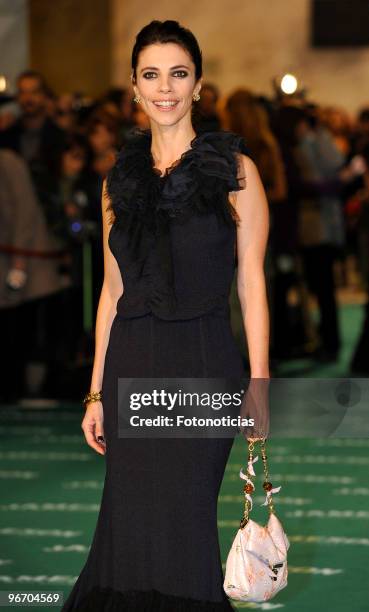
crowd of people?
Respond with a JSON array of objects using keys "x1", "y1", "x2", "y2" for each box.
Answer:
[{"x1": 1, "y1": 69, "x2": 369, "y2": 402}]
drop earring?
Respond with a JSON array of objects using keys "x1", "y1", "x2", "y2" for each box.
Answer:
[
  {"x1": 133, "y1": 94, "x2": 141, "y2": 103},
  {"x1": 192, "y1": 92, "x2": 201, "y2": 102}
]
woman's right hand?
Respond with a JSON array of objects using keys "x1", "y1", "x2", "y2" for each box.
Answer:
[
  {"x1": 81, "y1": 401, "x2": 106, "y2": 455},
  {"x1": 239, "y1": 378, "x2": 270, "y2": 441}
]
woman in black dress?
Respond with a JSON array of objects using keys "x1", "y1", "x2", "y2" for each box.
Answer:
[{"x1": 61, "y1": 19, "x2": 270, "y2": 611}]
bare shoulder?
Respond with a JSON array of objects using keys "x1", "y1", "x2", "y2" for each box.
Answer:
[
  {"x1": 232, "y1": 153, "x2": 268, "y2": 209},
  {"x1": 233, "y1": 153, "x2": 269, "y2": 254},
  {"x1": 238, "y1": 152, "x2": 260, "y2": 180},
  {"x1": 101, "y1": 178, "x2": 110, "y2": 207},
  {"x1": 101, "y1": 178, "x2": 115, "y2": 226}
]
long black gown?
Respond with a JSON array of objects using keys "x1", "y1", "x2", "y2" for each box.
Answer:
[{"x1": 61, "y1": 128, "x2": 251, "y2": 611}]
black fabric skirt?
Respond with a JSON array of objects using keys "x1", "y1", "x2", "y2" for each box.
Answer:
[{"x1": 61, "y1": 312, "x2": 246, "y2": 611}]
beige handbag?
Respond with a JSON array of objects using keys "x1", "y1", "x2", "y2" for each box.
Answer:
[{"x1": 223, "y1": 438, "x2": 289, "y2": 603}]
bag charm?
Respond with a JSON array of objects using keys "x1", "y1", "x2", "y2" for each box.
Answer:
[{"x1": 223, "y1": 438, "x2": 289, "y2": 602}]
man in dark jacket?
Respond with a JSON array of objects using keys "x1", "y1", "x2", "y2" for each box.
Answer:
[
  {"x1": 0, "y1": 70, "x2": 66, "y2": 231},
  {"x1": 0, "y1": 77, "x2": 68, "y2": 400}
]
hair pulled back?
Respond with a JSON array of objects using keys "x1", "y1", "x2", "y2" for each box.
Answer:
[{"x1": 131, "y1": 20, "x2": 202, "y2": 83}]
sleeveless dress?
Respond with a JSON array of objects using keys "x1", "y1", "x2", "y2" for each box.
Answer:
[{"x1": 61, "y1": 128, "x2": 251, "y2": 611}]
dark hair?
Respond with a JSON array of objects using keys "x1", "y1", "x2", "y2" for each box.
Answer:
[
  {"x1": 62, "y1": 132, "x2": 90, "y2": 154},
  {"x1": 56, "y1": 132, "x2": 91, "y2": 176},
  {"x1": 131, "y1": 20, "x2": 202, "y2": 83},
  {"x1": 200, "y1": 82, "x2": 219, "y2": 102},
  {"x1": 102, "y1": 87, "x2": 128, "y2": 108},
  {"x1": 303, "y1": 103, "x2": 319, "y2": 129},
  {"x1": 272, "y1": 106, "x2": 311, "y2": 147},
  {"x1": 86, "y1": 110, "x2": 119, "y2": 138},
  {"x1": 361, "y1": 142, "x2": 369, "y2": 166},
  {"x1": 358, "y1": 107, "x2": 369, "y2": 123},
  {"x1": 16, "y1": 69, "x2": 49, "y2": 94}
]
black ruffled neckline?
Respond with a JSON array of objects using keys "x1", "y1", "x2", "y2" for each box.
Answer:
[
  {"x1": 105, "y1": 128, "x2": 251, "y2": 314},
  {"x1": 106, "y1": 128, "x2": 250, "y2": 222},
  {"x1": 149, "y1": 131, "x2": 199, "y2": 179}
]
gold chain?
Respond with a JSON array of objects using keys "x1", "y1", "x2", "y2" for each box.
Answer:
[
  {"x1": 240, "y1": 439, "x2": 255, "y2": 528},
  {"x1": 260, "y1": 438, "x2": 275, "y2": 514},
  {"x1": 240, "y1": 437, "x2": 275, "y2": 529}
]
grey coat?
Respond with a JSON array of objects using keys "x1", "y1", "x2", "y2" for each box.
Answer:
[
  {"x1": 0, "y1": 149, "x2": 68, "y2": 308},
  {"x1": 295, "y1": 127, "x2": 346, "y2": 248}
]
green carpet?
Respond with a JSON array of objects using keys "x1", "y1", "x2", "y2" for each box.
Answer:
[{"x1": 0, "y1": 304, "x2": 368, "y2": 611}]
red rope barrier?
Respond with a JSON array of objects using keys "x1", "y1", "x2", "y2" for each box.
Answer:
[{"x1": 0, "y1": 244, "x2": 67, "y2": 259}]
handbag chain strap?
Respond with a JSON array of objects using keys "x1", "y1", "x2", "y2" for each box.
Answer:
[{"x1": 240, "y1": 437, "x2": 275, "y2": 529}]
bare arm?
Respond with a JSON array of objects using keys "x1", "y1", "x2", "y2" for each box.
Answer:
[
  {"x1": 89, "y1": 180, "x2": 123, "y2": 391},
  {"x1": 81, "y1": 179, "x2": 123, "y2": 455},
  {"x1": 234, "y1": 154, "x2": 270, "y2": 378}
]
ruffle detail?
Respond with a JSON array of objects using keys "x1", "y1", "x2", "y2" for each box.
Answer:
[
  {"x1": 105, "y1": 128, "x2": 251, "y2": 315},
  {"x1": 66, "y1": 585, "x2": 235, "y2": 611},
  {"x1": 106, "y1": 128, "x2": 250, "y2": 227}
]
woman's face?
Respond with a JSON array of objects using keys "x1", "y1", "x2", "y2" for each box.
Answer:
[
  {"x1": 132, "y1": 42, "x2": 201, "y2": 127},
  {"x1": 89, "y1": 124, "x2": 115, "y2": 154},
  {"x1": 62, "y1": 147, "x2": 86, "y2": 177}
]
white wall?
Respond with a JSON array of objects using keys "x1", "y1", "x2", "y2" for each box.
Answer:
[
  {"x1": 0, "y1": 0, "x2": 28, "y2": 93},
  {"x1": 111, "y1": 0, "x2": 369, "y2": 115}
]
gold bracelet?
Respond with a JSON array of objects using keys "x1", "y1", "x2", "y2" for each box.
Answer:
[{"x1": 83, "y1": 390, "x2": 102, "y2": 408}]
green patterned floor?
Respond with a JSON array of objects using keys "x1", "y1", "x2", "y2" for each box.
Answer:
[
  {"x1": 0, "y1": 415, "x2": 368, "y2": 611},
  {"x1": 0, "y1": 302, "x2": 368, "y2": 610}
]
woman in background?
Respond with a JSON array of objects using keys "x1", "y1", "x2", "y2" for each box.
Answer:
[{"x1": 225, "y1": 89, "x2": 287, "y2": 361}]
